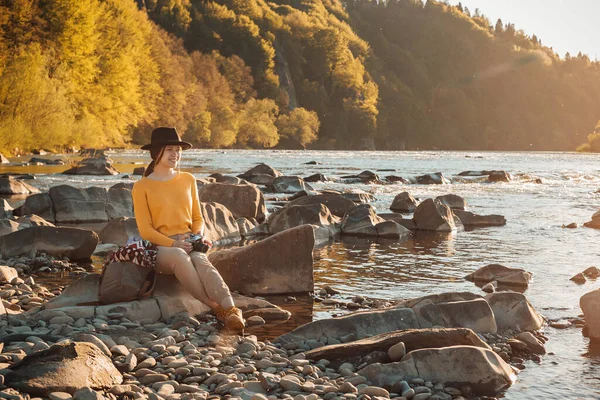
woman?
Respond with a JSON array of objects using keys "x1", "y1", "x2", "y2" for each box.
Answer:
[{"x1": 132, "y1": 127, "x2": 244, "y2": 331}]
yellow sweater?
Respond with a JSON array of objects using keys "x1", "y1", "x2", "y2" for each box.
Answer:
[{"x1": 132, "y1": 172, "x2": 203, "y2": 247}]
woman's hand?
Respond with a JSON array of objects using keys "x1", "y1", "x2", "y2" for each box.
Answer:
[
  {"x1": 202, "y1": 237, "x2": 213, "y2": 248},
  {"x1": 172, "y1": 240, "x2": 192, "y2": 253}
]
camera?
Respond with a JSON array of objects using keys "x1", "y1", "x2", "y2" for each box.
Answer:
[{"x1": 188, "y1": 234, "x2": 210, "y2": 253}]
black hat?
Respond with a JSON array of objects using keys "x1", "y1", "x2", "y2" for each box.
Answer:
[{"x1": 141, "y1": 127, "x2": 192, "y2": 150}]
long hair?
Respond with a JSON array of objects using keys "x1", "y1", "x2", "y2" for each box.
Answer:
[{"x1": 144, "y1": 146, "x2": 166, "y2": 177}]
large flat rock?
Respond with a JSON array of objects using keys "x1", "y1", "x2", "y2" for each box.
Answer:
[
  {"x1": 0, "y1": 226, "x2": 98, "y2": 260},
  {"x1": 209, "y1": 224, "x2": 315, "y2": 294}
]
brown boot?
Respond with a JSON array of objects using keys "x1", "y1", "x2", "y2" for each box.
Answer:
[{"x1": 214, "y1": 306, "x2": 245, "y2": 331}]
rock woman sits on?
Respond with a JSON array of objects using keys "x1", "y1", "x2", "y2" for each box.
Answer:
[{"x1": 132, "y1": 127, "x2": 245, "y2": 331}]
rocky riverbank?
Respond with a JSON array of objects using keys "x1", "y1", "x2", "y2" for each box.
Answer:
[{"x1": 1, "y1": 157, "x2": 598, "y2": 399}]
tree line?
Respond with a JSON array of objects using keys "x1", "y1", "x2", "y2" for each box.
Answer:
[{"x1": 0, "y1": 0, "x2": 599, "y2": 154}]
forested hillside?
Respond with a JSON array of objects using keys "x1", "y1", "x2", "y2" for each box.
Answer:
[{"x1": 1, "y1": 0, "x2": 599, "y2": 154}]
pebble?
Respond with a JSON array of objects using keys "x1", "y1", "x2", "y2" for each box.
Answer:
[
  {"x1": 49, "y1": 393, "x2": 72, "y2": 400},
  {"x1": 388, "y1": 341, "x2": 406, "y2": 361}
]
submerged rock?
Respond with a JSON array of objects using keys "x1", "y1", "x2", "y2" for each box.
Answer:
[
  {"x1": 272, "y1": 176, "x2": 314, "y2": 194},
  {"x1": 390, "y1": 192, "x2": 418, "y2": 213},
  {"x1": 413, "y1": 199, "x2": 455, "y2": 232},
  {"x1": 415, "y1": 172, "x2": 450, "y2": 185},
  {"x1": 465, "y1": 264, "x2": 532, "y2": 288},
  {"x1": 454, "y1": 210, "x2": 507, "y2": 228}
]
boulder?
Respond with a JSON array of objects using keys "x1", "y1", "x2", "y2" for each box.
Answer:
[
  {"x1": 272, "y1": 176, "x2": 314, "y2": 194},
  {"x1": 413, "y1": 298, "x2": 497, "y2": 334},
  {"x1": 580, "y1": 289, "x2": 600, "y2": 342},
  {"x1": 0, "y1": 152, "x2": 8, "y2": 163},
  {"x1": 485, "y1": 291, "x2": 544, "y2": 331},
  {"x1": 106, "y1": 187, "x2": 133, "y2": 220},
  {"x1": 198, "y1": 183, "x2": 266, "y2": 223},
  {"x1": 583, "y1": 267, "x2": 600, "y2": 279},
  {"x1": 245, "y1": 174, "x2": 274, "y2": 186},
  {"x1": 584, "y1": 209, "x2": 600, "y2": 229},
  {"x1": 488, "y1": 171, "x2": 512, "y2": 182},
  {"x1": 98, "y1": 217, "x2": 140, "y2": 246},
  {"x1": 49, "y1": 185, "x2": 108, "y2": 223},
  {"x1": 0, "y1": 219, "x2": 19, "y2": 236},
  {"x1": 375, "y1": 220, "x2": 411, "y2": 239},
  {"x1": 18, "y1": 193, "x2": 55, "y2": 222},
  {"x1": 435, "y1": 194, "x2": 467, "y2": 210},
  {"x1": 208, "y1": 173, "x2": 248, "y2": 185},
  {"x1": 396, "y1": 292, "x2": 481, "y2": 309},
  {"x1": 238, "y1": 163, "x2": 282, "y2": 180},
  {"x1": 0, "y1": 226, "x2": 99, "y2": 260},
  {"x1": 465, "y1": 264, "x2": 532, "y2": 288},
  {"x1": 390, "y1": 192, "x2": 417, "y2": 213},
  {"x1": 286, "y1": 194, "x2": 355, "y2": 218},
  {"x1": 357, "y1": 170, "x2": 382, "y2": 184},
  {"x1": 304, "y1": 173, "x2": 328, "y2": 183},
  {"x1": 200, "y1": 202, "x2": 241, "y2": 244},
  {"x1": 385, "y1": 175, "x2": 410, "y2": 184},
  {"x1": 275, "y1": 307, "x2": 420, "y2": 344},
  {"x1": 0, "y1": 199, "x2": 13, "y2": 218},
  {"x1": 209, "y1": 225, "x2": 314, "y2": 294},
  {"x1": 5, "y1": 342, "x2": 122, "y2": 396},
  {"x1": 341, "y1": 191, "x2": 375, "y2": 204},
  {"x1": 379, "y1": 213, "x2": 417, "y2": 230},
  {"x1": 62, "y1": 156, "x2": 119, "y2": 175},
  {"x1": 0, "y1": 176, "x2": 40, "y2": 194},
  {"x1": 454, "y1": 210, "x2": 506, "y2": 228},
  {"x1": 133, "y1": 167, "x2": 145, "y2": 176},
  {"x1": 341, "y1": 204, "x2": 384, "y2": 237},
  {"x1": 236, "y1": 217, "x2": 257, "y2": 238},
  {"x1": 304, "y1": 328, "x2": 490, "y2": 366},
  {"x1": 268, "y1": 204, "x2": 339, "y2": 235},
  {"x1": 15, "y1": 214, "x2": 55, "y2": 228},
  {"x1": 358, "y1": 345, "x2": 515, "y2": 396},
  {"x1": 413, "y1": 199, "x2": 455, "y2": 232},
  {"x1": 416, "y1": 172, "x2": 449, "y2": 185}
]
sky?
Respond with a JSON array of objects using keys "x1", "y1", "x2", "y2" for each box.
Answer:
[{"x1": 446, "y1": 0, "x2": 600, "y2": 59}]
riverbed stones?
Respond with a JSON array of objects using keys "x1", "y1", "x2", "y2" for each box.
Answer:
[
  {"x1": 358, "y1": 345, "x2": 516, "y2": 395},
  {"x1": 200, "y1": 202, "x2": 241, "y2": 244},
  {"x1": 62, "y1": 156, "x2": 119, "y2": 175},
  {"x1": 209, "y1": 224, "x2": 314, "y2": 294},
  {"x1": 485, "y1": 291, "x2": 544, "y2": 331},
  {"x1": 198, "y1": 183, "x2": 266, "y2": 223},
  {"x1": 268, "y1": 203, "x2": 339, "y2": 235},
  {"x1": 413, "y1": 199, "x2": 455, "y2": 232},
  {"x1": 5, "y1": 342, "x2": 122, "y2": 396},
  {"x1": 453, "y1": 210, "x2": 507, "y2": 228},
  {"x1": 49, "y1": 185, "x2": 108, "y2": 223},
  {"x1": 0, "y1": 226, "x2": 98, "y2": 259},
  {"x1": 0, "y1": 177, "x2": 40, "y2": 195},
  {"x1": 390, "y1": 192, "x2": 418, "y2": 213},
  {"x1": 466, "y1": 264, "x2": 532, "y2": 288}
]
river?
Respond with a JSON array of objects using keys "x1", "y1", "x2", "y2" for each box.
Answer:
[{"x1": 2, "y1": 149, "x2": 600, "y2": 399}]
